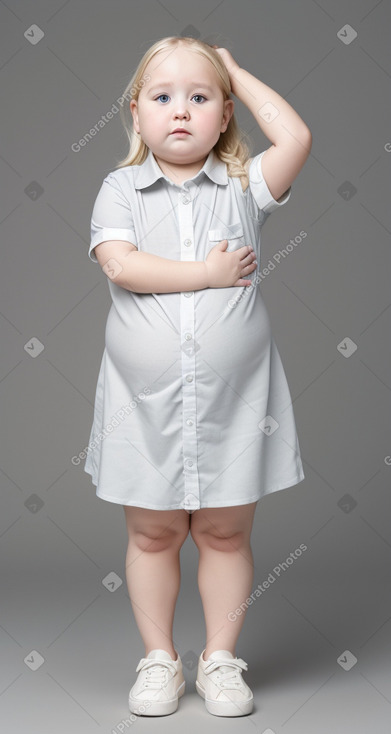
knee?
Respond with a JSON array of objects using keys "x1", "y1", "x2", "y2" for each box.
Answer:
[
  {"x1": 125, "y1": 507, "x2": 190, "y2": 553},
  {"x1": 190, "y1": 527, "x2": 247, "y2": 552},
  {"x1": 133, "y1": 526, "x2": 189, "y2": 553}
]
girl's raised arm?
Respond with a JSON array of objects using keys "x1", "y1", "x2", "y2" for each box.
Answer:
[{"x1": 213, "y1": 46, "x2": 312, "y2": 201}]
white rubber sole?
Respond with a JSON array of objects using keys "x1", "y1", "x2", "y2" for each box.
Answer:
[
  {"x1": 129, "y1": 679, "x2": 185, "y2": 716},
  {"x1": 196, "y1": 679, "x2": 253, "y2": 716}
]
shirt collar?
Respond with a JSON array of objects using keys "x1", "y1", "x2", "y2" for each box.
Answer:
[{"x1": 133, "y1": 147, "x2": 228, "y2": 189}]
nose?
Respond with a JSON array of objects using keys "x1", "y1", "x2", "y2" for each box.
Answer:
[
  {"x1": 174, "y1": 112, "x2": 190, "y2": 121},
  {"x1": 173, "y1": 104, "x2": 190, "y2": 120}
]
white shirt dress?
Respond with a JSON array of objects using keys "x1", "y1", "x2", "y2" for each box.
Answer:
[{"x1": 84, "y1": 147, "x2": 305, "y2": 511}]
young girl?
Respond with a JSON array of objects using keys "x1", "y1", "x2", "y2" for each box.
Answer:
[{"x1": 84, "y1": 36, "x2": 310, "y2": 718}]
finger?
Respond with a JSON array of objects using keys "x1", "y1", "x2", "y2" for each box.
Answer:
[
  {"x1": 243, "y1": 263, "x2": 257, "y2": 275},
  {"x1": 239, "y1": 245, "x2": 254, "y2": 258},
  {"x1": 242, "y1": 252, "x2": 257, "y2": 265},
  {"x1": 242, "y1": 262, "x2": 256, "y2": 274},
  {"x1": 235, "y1": 278, "x2": 252, "y2": 286},
  {"x1": 238, "y1": 250, "x2": 251, "y2": 263}
]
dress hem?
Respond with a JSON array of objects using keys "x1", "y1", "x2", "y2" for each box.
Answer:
[{"x1": 86, "y1": 468, "x2": 305, "y2": 510}]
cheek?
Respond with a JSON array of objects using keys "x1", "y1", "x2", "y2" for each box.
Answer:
[
  {"x1": 200, "y1": 105, "x2": 223, "y2": 124},
  {"x1": 138, "y1": 107, "x2": 161, "y2": 131}
]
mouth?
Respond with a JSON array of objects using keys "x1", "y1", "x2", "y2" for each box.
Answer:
[{"x1": 170, "y1": 129, "x2": 191, "y2": 135}]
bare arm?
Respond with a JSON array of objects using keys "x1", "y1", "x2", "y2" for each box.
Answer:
[
  {"x1": 105, "y1": 243, "x2": 209, "y2": 293},
  {"x1": 213, "y1": 47, "x2": 312, "y2": 201},
  {"x1": 93, "y1": 239, "x2": 257, "y2": 294},
  {"x1": 230, "y1": 66, "x2": 312, "y2": 201}
]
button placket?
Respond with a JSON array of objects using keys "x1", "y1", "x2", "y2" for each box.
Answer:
[{"x1": 178, "y1": 187, "x2": 200, "y2": 511}]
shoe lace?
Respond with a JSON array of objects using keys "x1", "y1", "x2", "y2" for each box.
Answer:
[
  {"x1": 204, "y1": 657, "x2": 248, "y2": 689},
  {"x1": 136, "y1": 658, "x2": 177, "y2": 690}
]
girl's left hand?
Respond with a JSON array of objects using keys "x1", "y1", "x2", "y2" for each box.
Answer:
[{"x1": 211, "y1": 45, "x2": 240, "y2": 80}]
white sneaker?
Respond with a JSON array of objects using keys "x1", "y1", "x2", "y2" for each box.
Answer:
[
  {"x1": 196, "y1": 649, "x2": 254, "y2": 716},
  {"x1": 128, "y1": 649, "x2": 185, "y2": 716}
]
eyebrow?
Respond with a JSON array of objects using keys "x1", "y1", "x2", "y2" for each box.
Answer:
[{"x1": 146, "y1": 81, "x2": 215, "y2": 93}]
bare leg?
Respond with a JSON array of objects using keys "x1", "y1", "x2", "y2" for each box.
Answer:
[
  {"x1": 189, "y1": 502, "x2": 257, "y2": 658},
  {"x1": 123, "y1": 506, "x2": 190, "y2": 659}
]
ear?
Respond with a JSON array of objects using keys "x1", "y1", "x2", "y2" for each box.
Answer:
[
  {"x1": 220, "y1": 98, "x2": 234, "y2": 133},
  {"x1": 130, "y1": 99, "x2": 139, "y2": 133}
]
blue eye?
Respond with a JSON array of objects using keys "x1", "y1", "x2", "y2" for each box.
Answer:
[{"x1": 155, "y1": 94, "x2": 206, "y2": 104}]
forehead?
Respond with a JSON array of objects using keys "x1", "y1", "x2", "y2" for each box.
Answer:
[{"x1": 144, "y1": 46, "x2": 217, "y2": 83}]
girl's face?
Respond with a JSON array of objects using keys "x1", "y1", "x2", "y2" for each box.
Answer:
[{"x1": 130, "y1": 46, "x2": 234, "y2": 169}]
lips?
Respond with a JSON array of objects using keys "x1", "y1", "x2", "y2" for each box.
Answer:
[{"x1": 171, "y1": 129, "x2": 190, "y2": 134}]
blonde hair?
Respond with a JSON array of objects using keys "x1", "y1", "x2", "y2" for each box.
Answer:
[{"x1": 115, "y1": 36, "x2": 252, "y2": 190}]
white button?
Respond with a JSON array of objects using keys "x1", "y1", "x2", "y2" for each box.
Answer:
[
  {"x1": 181, "y1": 196, "x2": 190, "y2": 204},
  {"x1": 185, "y1": 333, "x2": 192, "y2": 340},
  {"x1": 184, "y1": 238, "x2": 192, "y2": 246},
  {"x1": 183, "y1": 291, "x2": 193, "y2": 297},
  {"x1": 186, "y1": 418, "x2": 194, "y2": 426},
  {"x1": 186, "y1": 459, "x2": 194, "y2": 468},
  {"x1": 185, "y1": 374, "x2": 193, "y2": 383}
]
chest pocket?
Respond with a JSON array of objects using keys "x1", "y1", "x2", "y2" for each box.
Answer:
[{"x1": 207, "y1": 221, "x2": 245, "y2": 251}]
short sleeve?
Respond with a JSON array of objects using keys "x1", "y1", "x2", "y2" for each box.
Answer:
[
  {"x1": 89, "y1": 173, "x2": 137, "y2": 263},
  {"x1": 248, "y1": 150, "x2": 291, "y2": 216}
]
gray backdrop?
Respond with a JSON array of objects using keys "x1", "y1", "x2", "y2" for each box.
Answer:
[{"x1": 1, "y1": 1, "x2": 390, "y2": 732}]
